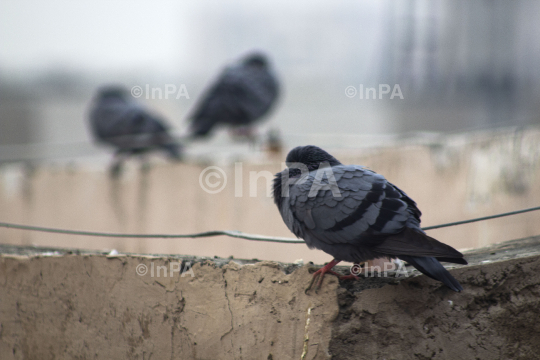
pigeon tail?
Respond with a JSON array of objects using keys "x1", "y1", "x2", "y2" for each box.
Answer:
[{"x1": 399, "y1": 255, "x2": 464, "y2": 292}]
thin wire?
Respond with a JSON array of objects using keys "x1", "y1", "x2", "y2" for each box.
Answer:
[
  {"x1": 0, "y1": 223, "x2": 303, "y2": 243},
  {"x1": 1, "y1": 205, "x2": 540, "y2": 243},
  {"x1": 421, "y1": 205, "x2": 540, "y2": 230}
]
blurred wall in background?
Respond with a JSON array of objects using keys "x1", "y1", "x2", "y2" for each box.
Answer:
[{"x1": 1, "y1": 128, "x2": 539, "y2": 262}]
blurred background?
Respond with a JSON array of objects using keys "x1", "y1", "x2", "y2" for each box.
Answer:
[{"x1": 1, "y1": 0, "x2": 540, "y2": 263}]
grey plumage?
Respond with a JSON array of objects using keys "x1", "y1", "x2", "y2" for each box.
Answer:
[
  {"x1": 189, "y1": 52, "x2": 279, "y2": 138},
  {"x1": 273, "y1": 145, "x2": 467, "y2": 292},
  {"x1": 89, "y1": 86, "x2": 182, "y2": 162}
]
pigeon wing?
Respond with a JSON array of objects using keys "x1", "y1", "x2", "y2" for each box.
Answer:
[
  {"x1": 288, "y1": 165, "x2": 409, "y2": 243},
  {"x1": 91, "y1": 100, "x2": 174, "y2": 150},
  {"x1": 190, "y1": 64, "x2": 279, "y2": 135},
  {"x1": 288, "y1": 165, "x2": 464, "y2": 260}
]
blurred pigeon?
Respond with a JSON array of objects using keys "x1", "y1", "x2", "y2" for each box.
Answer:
[
  {"x1": 188, "y1": 52, "x2": 279, "y2": 141},
  {"x1": 89, "y1": 86, "x2": 182, "y2": 174},
  {"x1": 273, "y1": 145, "x2": 467, "y2": 292}
]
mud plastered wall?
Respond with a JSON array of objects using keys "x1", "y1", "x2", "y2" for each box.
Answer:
[{"x1": 1, "y1": 244, "x2": 540, "y2": 359}]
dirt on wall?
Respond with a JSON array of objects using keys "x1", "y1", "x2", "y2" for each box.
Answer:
[
  {"x1": 0, "y1": 236, "x2": 540, "y2": 359},
  {"x1": 0, "y1": 253, "x2": 339, "y2": 360},
  {"x1": 330, "y1": 255, "x2": 540, "y2": 359}
]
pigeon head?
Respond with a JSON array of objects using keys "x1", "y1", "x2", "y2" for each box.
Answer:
[
  {"x1": 97, "y1": 86, "x2": 128, "y2": 101},
  {"x1": 243, "y1": 52, "x2": 269, "y2": 68},
  {"x1": 286, "y1": 145, "x2": 342, "y2": 171},
  {"x1": 273, "y1": 145, "x2": 341, "y2": 208}
]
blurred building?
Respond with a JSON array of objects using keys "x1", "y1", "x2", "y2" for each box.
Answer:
[
  {"x1": 1, "y1": 0, "x2": 540, "y2": 162},
  {"x1": 378, "y1": 0, "x2": 540, "y2": 132},
  {"x1": 0, "y1": 75, "x2": 98, "y2": 164},
  {"x1": 0, "y1": 84, "x2": 37, "y2": 147}
]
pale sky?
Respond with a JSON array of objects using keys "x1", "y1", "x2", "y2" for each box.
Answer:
[
  {"x1": 0, "y1": 0, "x2": 185, "y2": 74},
  {"x1": 0, "y1": 0, "x2": 386, "y2": 79}
]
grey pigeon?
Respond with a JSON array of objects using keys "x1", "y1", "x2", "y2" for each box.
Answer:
[
  {"x1": 89, "y1": 86, "x2": 182, "y2": 174},
  {"x1": 273, "y1": 145, "x2": 467, "y2": 292},
  {"x1": 188, "y1": 52, "x2": 279, "y2": 140}
]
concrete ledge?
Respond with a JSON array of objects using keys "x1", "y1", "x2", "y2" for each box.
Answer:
[
  {"x1": 1, "y1": 236, "x2": 540, "y2": 359},
  {"x1": 332, "y1": 256, "x2": 540, "y2": 359},
  {"x1": 0, "y1": 253, "x2": 338, "y2": 359}
]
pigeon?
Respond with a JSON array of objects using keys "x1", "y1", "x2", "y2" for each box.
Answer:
[
  {"x1": 273, "y1": 145, "x2": 467, "y2": 292},
  {"x1": 188, "y1": 52, "x2": 279, "y2": 141},
  {"x1": 89, "y1": 86, "x2": 182, "y2": 174}
]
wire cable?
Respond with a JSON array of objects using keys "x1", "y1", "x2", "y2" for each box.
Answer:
[
  {"x1": 0, "y1": 223, "x2": 304, "y2": 243},
  {"x1": 1, "y1": 205, "x2": 540, "y2": 243},
  {"x1": 421, "y1": 205, "x2": 540, "y2": 230}
]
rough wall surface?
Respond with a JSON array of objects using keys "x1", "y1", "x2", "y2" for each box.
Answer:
[
  {"x1": 0, "y1": 255, "x2": 339, "y2": 360},
  {"x1": 1, "y1": 238, "x2": 540, "y2": 359},
  {"x1": 331, "y1": 256, "x2": 540, "y2": 359}
]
